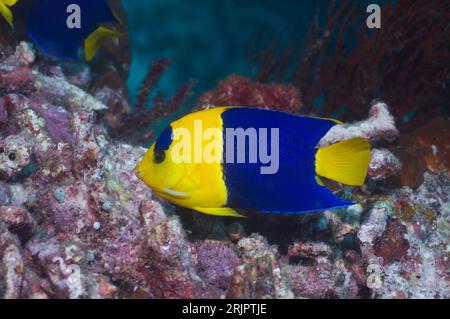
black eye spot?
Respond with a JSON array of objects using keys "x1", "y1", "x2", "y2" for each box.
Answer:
[
  {"x1": 0, "y1": 147, "x2": 3, "y2": 154},
  {"x1": 8, "y1": 153, "x2": 16, "y2": 161},
  {"x1": 153, "y1": 149, "x2": 166, "y2": 164}
]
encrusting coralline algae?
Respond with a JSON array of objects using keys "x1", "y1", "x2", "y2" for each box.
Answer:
[{"x1": 0, "y1": 41, "x2": 448, "y2": 299}]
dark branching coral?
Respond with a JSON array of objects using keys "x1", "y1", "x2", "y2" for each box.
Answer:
[
  {"x1": 136, "y1": 58, "x2": 171, "y2": 111},
  {"x1": 106, "y1": 58, "x2": 196, "y2": 145},
  {"x1": 250, "y1": 0, "x2": 450, "y2": 130}
]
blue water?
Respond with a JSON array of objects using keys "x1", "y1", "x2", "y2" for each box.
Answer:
[
  {"x1": 122, "y1": 0, "x2": 383, "y2": 106},
  {"x1": 122, "y1": 0, "x2": 318, "y2": 103}
]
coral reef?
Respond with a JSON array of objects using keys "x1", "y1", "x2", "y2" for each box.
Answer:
[
  {"x1": 390, "y1": 117, "x2": 450, "y2": 188},
  {"x1": 103, "y1": 58, "x2": 196, "y2": 145},
  {"x1": 195, "y1": 240, "x2": 240, "y2": 290},
  {"x1": 0, "y1": 2, "x2": 448, "y2": 300},
  {"x1": 357, "y1": 173, "x2": 449, "y2": 298},
  {"x1": 250, "y1": 0, "x2": 450, "y2": 130},
  {"x1": 197, "y1": 75, "x2": 302, "y2": 113},
  {"x1": 318, "y1": 102, "x2": 398, "y2": 147},
  {"x1": 228, "y1": 234, "x2": 293, "y2": 299},
  {"x1": 0, "y1": 43, "x2": 217, "y2": 299}
]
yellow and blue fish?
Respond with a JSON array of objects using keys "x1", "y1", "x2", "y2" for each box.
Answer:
[
  {"x1": 136, "y1": 107, "x2": 370, "y2": 217},
  {"x1": 0, "y1": 0, "x2": 121, "y2": 61}
]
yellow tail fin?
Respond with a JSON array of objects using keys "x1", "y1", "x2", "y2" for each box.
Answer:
[
  {"x1": 0, "y1": 0, "x2": 15, "y2": 27},
  {"x1": 84, "y1": 26, "x2": 122, "y2": 61},
  {"x1": 316, "y1": 137, "x2": 370, "y2": 186}
]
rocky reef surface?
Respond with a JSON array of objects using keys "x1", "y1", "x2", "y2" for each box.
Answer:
[{"x1": 0, "y1": 42, "x2": 448, "y2": 299}]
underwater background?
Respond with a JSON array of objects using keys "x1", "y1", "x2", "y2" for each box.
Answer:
[
  {"x1": 123, "y1": 0, "x2": 323, "y2": 102},
  {"x1": 123, "y1": 0, "x2": 383, "y2": 104},
  {"x1": 0, "y1": 0, "x2": 448, "y2": 299}
]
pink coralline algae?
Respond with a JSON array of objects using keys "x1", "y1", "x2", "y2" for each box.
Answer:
[
  {"x1": 142, "y1": 215, "x2": 224, "y2": 299},
  {"x1": 196, "y1": 240, "x2": 240, "y2": 290},
  {"x1": 318, "y1": 102, "x2": 402, "y2": 182},
  {"x1": 368, "y1": 149, "x2": 401, "y2": 182},
  {"x1": 0, "y1": 205, "x2": 34, "y2": 240},
  {"x1": 373, "y1": 218, "x2": 410, "y2": 266},
  {"x1": 31, "y1": 103, "x2": 73, "y2": 144},
  {"x1": 228, "y1": 234, "x2": 294, "y2": 299},
  {"x1": 0, "y1": 135, "x2": 32, "y2": 180},
  {"x1": 0, "y1": 38, "x2": 448, "y2": 300},
  {"x1": 0, "y1": 43, "x2": 220, "y2": 299},
  {"x1": 197, "y1": 75, "x2": 303, "y2": 113},
  {"x1": 393, "y1": 117, "x2": 450, "y2": 188},
  {"x1": 356, "y1": 172, "x2": 449, "y2": 298},
  {"x1": 318, "y1": 102, "x2": 399, "y2": 147}
]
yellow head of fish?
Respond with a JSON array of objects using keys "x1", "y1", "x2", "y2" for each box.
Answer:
[
  {"x1": 135, "y1": 107, "x2": 242, "y2": 217},
  {"x1": 135, "y1": 125, "x2": 189, "y2": 199}
]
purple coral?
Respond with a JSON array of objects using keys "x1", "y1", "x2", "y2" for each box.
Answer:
[
  {"x1": 198, "y1": 75, "x2": 303, "y2": 114},
  {"x1": 195, "y1": 240, "x2": 240, "y2": 290},
  {"x1": 0, "y1": 42, "x2": 221, "y2": 299},
  {"x1": 31, "y1": 103, "x2": 72, "y2": 144}
]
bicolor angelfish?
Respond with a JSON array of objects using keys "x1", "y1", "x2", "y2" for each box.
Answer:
[
  {"x1": 0, "y1": 0, "x2": 121, "y2": 61},
  {"x1": 136, "y1": 107, "x2": 371, "y2": 217}
]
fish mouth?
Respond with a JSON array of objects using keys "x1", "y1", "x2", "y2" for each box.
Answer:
[
  {"x1": 134, "y1": 165, "x2": 144, "y2": 180},
  {"x1": 134, "y1": 165, "x2": 190, "y2": 198}
]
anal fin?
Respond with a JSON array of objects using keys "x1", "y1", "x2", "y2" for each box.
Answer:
[
  {"x1": 315, "y1": 175, "x2": 325, "y2": 186},
  {"x1": 193, "y1": 206, "x2": 245, "y2": 217}
]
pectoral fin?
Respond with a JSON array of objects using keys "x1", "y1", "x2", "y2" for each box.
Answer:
[
  {"x1": 84, "y1": 26, "x2": 122, "y2": 61},
  {"x1": 193, "y1": 206, "x2": 245, "y2": 218}
]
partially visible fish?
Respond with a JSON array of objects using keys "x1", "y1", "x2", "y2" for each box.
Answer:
[
  {"x1": 0, "y1": 0, "x2": 122, "y2": 61},
  {"x1": 0, "y1": 0, "x2": 17, "y2": 27}
]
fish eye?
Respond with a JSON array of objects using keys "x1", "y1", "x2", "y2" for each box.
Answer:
[{"x1": 153, "y1": 148, "x2": 166, "y2": 164}]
